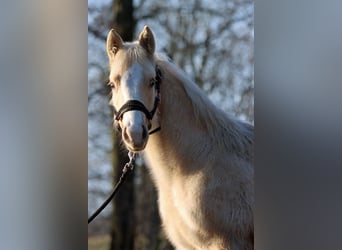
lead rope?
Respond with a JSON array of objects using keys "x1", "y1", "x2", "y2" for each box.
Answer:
[{"x1": 88, "y1": 151, "x2": 137, "y2": 224}]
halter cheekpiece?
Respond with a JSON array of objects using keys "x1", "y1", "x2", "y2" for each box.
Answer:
[{"x1": 114, "y1": 65, "x2": 162, "y2": 134}]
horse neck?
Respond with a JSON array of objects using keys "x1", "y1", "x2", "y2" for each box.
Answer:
[
  {"x1": 145, "y1": 60, "x2": 253, "y2": 173},
  {"x1": 145, "y1": 62, "x2": 219, "y2": 175}
]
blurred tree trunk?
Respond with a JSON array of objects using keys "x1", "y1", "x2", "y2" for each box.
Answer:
[
  {"x1": 110, "y1": 1, "x2": 135, "y2": 250},
  {"x1": 112, "y1": 0, "x2": 136, "y2": 41},
  {"x1": 134, "y1": 167, "x2": 161, "y2": 250},
  {"x1": 111, "y1": 130, "x2": 134, "y2": 250}
]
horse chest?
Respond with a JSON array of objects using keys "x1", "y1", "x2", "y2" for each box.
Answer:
[{"x1": 153, "y1": 167, "x2": 209, "y2": 248}]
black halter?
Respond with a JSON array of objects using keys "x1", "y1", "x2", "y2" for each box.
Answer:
[{"x1": 114, "y1": 65, "x2": 162, "y2": 134}]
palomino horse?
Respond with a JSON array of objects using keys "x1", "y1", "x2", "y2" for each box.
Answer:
[{"x1": 106, "y1": 26, "x2": 254, "y2": 250}]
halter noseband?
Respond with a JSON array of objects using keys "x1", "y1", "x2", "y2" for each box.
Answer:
[{"x1": 114, "y1": 65, "x2": 162, "y2": 134}]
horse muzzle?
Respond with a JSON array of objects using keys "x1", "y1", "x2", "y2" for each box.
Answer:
[{"x1": 122, "y1": 123, "x2": 149, "y2": 152}]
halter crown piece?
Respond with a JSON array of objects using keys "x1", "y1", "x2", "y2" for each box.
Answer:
[{"x1": 114, "y1": 65, "x2": 162, "y2": 135}]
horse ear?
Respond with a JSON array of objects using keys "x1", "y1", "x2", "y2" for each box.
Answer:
[
  {"x1": 138, "y1": 26, "x2": 155, "y2": 56},
  {"x1": 106, "y1": 29, "x2": 123, "y2": 59}
]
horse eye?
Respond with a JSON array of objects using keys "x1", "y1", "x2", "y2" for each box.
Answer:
[
  {"x1": 108, "y1": 82, "x2": 115, "y2": 88},
  {"x1": 108, "y1": 75, "x2": 121, "y2": 89},
  {"x1": 149, "y1": 78, "x2": 155, "y2": 87}
]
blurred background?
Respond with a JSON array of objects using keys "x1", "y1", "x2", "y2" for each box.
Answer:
[{"x1": 88, "y1": 0, "x2": 254, "y2": 249}]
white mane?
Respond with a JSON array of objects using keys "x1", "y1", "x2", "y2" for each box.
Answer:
[{"x1": 155, "y1": 54, "x2": 254, "y2": 161}]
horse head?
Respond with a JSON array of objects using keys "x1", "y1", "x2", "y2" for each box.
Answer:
[{"x1": 106, "y1": 26, "x2": 160, "y2": 152}]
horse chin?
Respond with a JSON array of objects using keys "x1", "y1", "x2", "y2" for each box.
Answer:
[
  {"x1": 126, "y1": 144, "x2": 146, "y2": 152},
  {"x1": 124, "y1": 140, "x2": 147, "y2": 152}
]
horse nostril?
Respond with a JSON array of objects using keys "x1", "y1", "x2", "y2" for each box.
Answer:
[
  {"x1": 142, "y1": 126, "x2": 148, "y2": 140},
  {"x1": 123, "y1": 127, "x2": 131, "y2": 142}
]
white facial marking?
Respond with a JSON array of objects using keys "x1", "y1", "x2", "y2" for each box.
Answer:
[
  {"x1": 122, "y1": 63, "x2": 143, "y2": 101},
  {"x1": 121, "y1": 63, "x2": 146, "y2": 145}
]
